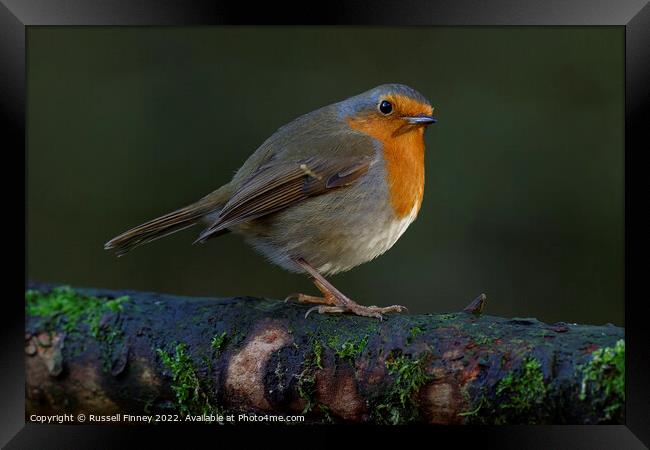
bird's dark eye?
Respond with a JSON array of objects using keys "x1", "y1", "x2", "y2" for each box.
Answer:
[{"x1": 379, "y1": 100, "x2": 393, "y2": 115}]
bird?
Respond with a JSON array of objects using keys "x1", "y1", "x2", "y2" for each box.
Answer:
[{"x1": 105, "y1": 83, "x2": 437, "y2": 319}]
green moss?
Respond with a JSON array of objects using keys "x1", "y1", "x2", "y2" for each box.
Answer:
[
  {"x1": 317, "y1": 404, "x2": 334, "y2": 423},
  {"x1": 327, "y1": 335, "x2": 368, "y2": 361},
  {"x1": 26, "y1": 287, "x2": 129, "y2": 372},
  {"x1": 579, "y1": 339, "x2": 625, "y2": 421},
  {"x1": 296, "y1": 370, "x2": 317, "y2": 415},
  {"x1": 461, "y1": 343, "x2": 624, "y2": 425},
  {"x1": 374, "y1": 351, "x2": 432, "y2": 424},
  {"x1": 462, "y1": 357, "x2": 547, "y2": 424},
  {"x1": 406, "y1": 326, "x2": 422, "y2": 345},
  {"x1": 474, "y1": 335, "x2": 494, "y2": 346},
  {"x1": 157, "y1": 343, "x2": 217, "y2": 417},
  {"x1": 312, "y1": 340, "x2": 323, "y2": 370},
  {"x1": 26, "y1": 286, "x2": 128, "y2": 338},
  {"x1": 210, "y1": 331, "x2": 227, "y2": 353},
  {"x1": 457, "y1": 395, "x2": 486, "y2": 418},
  {"x1": 297, "y1": 340, "x2": 323, "y2": 415},
  {"x1": 494, "y1": 357, "x2": 547, "y2": 422},
  {"x1": 98, "y1": 328, "x2": 125, "y2": 372}
]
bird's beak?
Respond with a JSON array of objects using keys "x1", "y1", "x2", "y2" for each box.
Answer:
[{"x1": 405, "y1": 114, "x2": 437, "y2": 126}]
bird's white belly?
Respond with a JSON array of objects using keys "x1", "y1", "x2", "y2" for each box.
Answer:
[{"x1": 316, "y1": 202, "x2": 419, "y2": 273}]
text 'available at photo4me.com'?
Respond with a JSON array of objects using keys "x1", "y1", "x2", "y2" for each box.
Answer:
[{"x1": 29, "y1": 413, "x2": 306, "y2": 424}]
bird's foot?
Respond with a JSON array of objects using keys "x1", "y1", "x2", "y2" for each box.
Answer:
[
  {"x1": 291, "y1": 257, "x2": 408, "y2": 320},
  {"x1": 286, "y1": 291, "x2": 407, "y2": 320},
  {"x1": 304, "y1": 297, "x2": 408, "y2": 320}
]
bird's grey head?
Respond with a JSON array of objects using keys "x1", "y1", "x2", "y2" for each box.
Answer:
[{"x1": 338, "y1": 83, "x2": 436, "y2": 127}]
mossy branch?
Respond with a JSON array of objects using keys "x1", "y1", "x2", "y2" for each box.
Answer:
[{"x1": 25, "y1": 283, "x2": 624, "y2": 424}]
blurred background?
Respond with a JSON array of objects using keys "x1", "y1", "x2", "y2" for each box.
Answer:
[{"x1": 27, "y1": 27, "x2": 624, "y2": 326}]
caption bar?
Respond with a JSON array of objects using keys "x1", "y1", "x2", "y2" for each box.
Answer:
[{"x1": 29, "y1": 413, "x2": 305, "y2": 424}]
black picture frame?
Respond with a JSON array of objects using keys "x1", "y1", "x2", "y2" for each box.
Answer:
[{"x1": 3, "y1": 0, "x2": 648, "y2": 447}]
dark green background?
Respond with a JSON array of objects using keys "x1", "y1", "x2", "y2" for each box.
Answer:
[{"x1": 27, "y1": 27, "x2": 624, "y2": 326}]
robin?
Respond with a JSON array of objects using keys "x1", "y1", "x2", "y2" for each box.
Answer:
[{"x1": 105, "y1": 84, "x2": 437, "y2": 319}]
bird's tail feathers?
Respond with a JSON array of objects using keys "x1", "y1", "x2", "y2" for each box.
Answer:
[{"x1": 104, "y1": 195, "x2": 225, "y2": 256}]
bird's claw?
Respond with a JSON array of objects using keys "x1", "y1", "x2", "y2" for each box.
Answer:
[{"x1": 304, "y1": 305, "x2": 346, "y2": 318}]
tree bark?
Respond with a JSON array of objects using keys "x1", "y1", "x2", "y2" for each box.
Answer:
[{"x1": 25, "y1": 283, "x2": 624, "y2": 424}]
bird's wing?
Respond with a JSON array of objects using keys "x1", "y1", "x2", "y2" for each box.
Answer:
[{"x1": 195, "y1": 151, "x2": 373, "y2": 243}]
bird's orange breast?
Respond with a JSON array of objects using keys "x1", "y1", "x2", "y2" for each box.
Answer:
[{"x1": 347, "y1": 110, "x2": 426, "y2": 219}]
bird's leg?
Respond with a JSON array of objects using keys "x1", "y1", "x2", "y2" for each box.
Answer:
[
  {"x1": 284, "y1": 275, "x2": 342, "y2": 306},
  {"x1": 293, "y1": 258, "x2": 408, "y2": 320}
]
